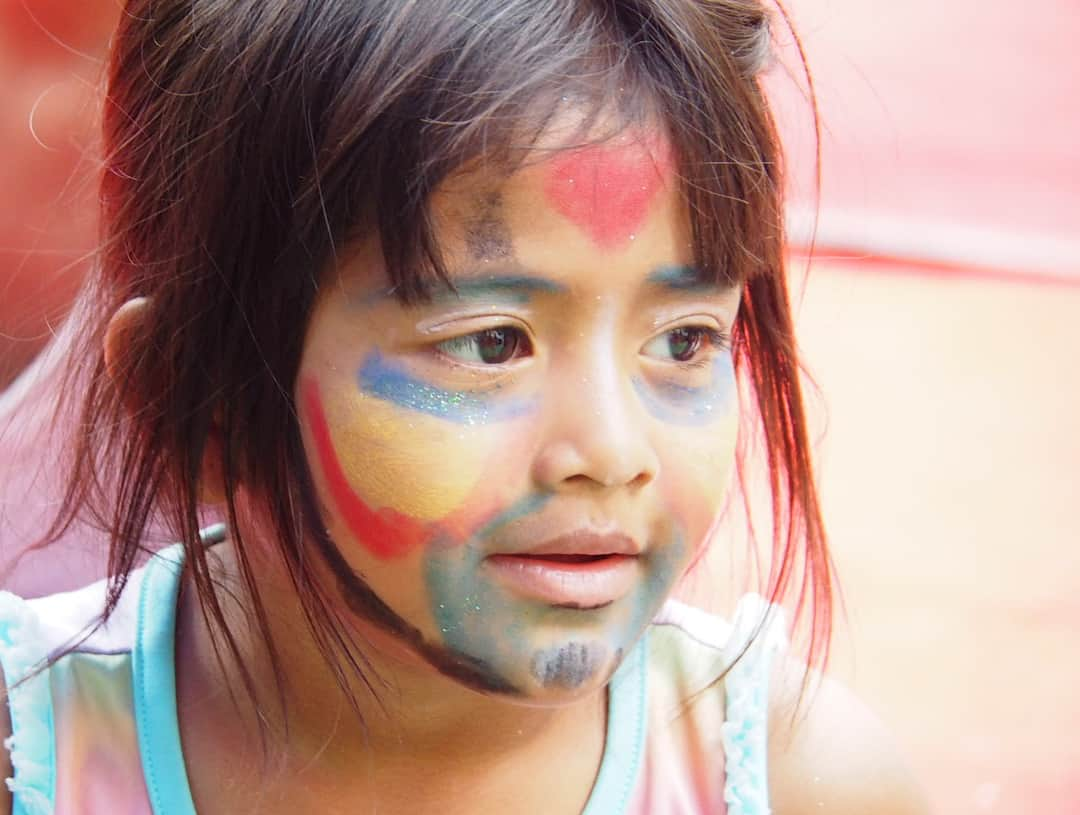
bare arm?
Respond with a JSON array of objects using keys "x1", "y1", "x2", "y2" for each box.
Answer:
[{"x1": 768, "y1": 659, "x2": 932, "y2": 815}]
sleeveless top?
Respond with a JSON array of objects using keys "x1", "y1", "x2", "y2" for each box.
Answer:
[{"x1": 0, "y1": 527, "x2": 787, "y2": 814}]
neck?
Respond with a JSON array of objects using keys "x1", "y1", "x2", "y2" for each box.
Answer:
[{"x1": 178, "y1": 538, "x2": 608, "y2": 774}]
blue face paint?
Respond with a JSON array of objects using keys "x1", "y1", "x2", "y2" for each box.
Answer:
[
  {"x1": 634, "y1": 352, "x2": 736, "y2": 426},
  {"x1": 471, "y1": 492, "x2": 551, "y2": 540},
  {"x1": 431, "y1": 275, "x2": 566, "y2": 306},
  {"x1": 357, "y1": 349, "x2": 536, "y2": 425},
  {"x1": 352, "y1": 274, "x2": 566, "y2": 308},
  {"x1": 646, "y1": 264, "x2": 729, "y2": 295},
  {"x1": 423, "y1": 493, "x2": 688, "y2": 694}
]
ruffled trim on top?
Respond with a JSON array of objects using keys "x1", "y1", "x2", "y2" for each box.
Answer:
[
  {"x1": 720, "y1": 593, "x2": 788, "y2": 815},
  {"x1": 0, "y1": 591, "x2": 55, "y2": 815}
]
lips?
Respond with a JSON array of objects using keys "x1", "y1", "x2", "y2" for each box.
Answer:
[
  {"x1": 507, "y1": 531, "x2": 641, "y2": 557},
  {"x1": 484, "y1": 532, "x2": 642, "y2": 608}
]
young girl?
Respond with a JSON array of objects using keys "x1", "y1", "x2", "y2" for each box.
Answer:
[{"x1": 0, "y1": 1, "x2": 928, "y2": 812}]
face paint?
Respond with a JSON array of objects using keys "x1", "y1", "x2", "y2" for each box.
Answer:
[
  {"x1": 303, "y1": 378, "x2": 432, "y2": 558},
  {"x1": 646, "y1": 264, "x2": 728, "y2": 294},
  {"x1": 357, "y1": 349, "x2": 536, "y2": 425},
  {"x1": 633, "y1": 353, "x2": 736, "y2": 426},
  {"x1": 423, "y1": 500, "x2": 687, "y2": 695},
  {"x1": 429, "y1": 275, "x2": 565, "y2": 306},
  {"x1": 304, "y1": 373, "x2": 540, "y2": 559},
  {"x1": 295, "y1": 117, "x2": 742, "y2": 702},
  {"x1": 310, "y1": 523, "x2": 522, "y2": 695},
  {"x1": 464, "y1": 191, "x2": 514, "y2": 261},
  {"x1": 543, "y1": 133, "x2": 671, "y2": 251},
  {"x1": 530, "y1": 642, "x2": 607, "y2": 690}
]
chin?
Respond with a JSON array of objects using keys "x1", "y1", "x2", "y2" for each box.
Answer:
[{"x1": 503, "y1": 638, "x2": 623, "y2": 704}]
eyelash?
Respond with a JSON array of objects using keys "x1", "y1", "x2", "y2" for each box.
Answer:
[
  {"x1": 643, "y1": 325, "x2": 731, "y2": 368},
  {"x1": 434, "y1": 324, "x2": 730, "y2": 368},
  {"x1": 436, "y1": 327, "x2": 533, "y2": 366}
]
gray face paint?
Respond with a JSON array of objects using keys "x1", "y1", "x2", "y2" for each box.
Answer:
[
  {"x1": 530, "y1": 641, "x2": 608, "y2": 690},
  {"x1": 465, "y1": 191, "x2": 514, "y2": 262}
]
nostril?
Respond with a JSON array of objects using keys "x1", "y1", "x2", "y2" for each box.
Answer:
[
  {"x1": 530, "y1": 431, "x2": 659, "y2": 492},
  {"x1": 563, "y1": 474, "x2": 597, "y2": 489}
]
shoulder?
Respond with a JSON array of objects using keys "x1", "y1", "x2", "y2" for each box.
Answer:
[
  {"x1": 0, "y1": 574, "x2": 146, "y2": 815},
  {"x1": 767, "y1": 657, "x2": 932, "y2": 815}
]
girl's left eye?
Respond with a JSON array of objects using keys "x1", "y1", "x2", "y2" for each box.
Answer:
[
  {"x1": 642, "y1": 326, "x2": 726, "y2": 363},
  {"x1": 437, "y1": 327, "x2": 532, "y2": 365}
]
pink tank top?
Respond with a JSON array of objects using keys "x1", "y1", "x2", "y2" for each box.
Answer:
[{"x1": 0, "y1": 531, "x2": 786, "y2": 814}]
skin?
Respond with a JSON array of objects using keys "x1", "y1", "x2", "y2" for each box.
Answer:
[{"x1": 296, "y1": 124, "x2": 741, "y2": 702}]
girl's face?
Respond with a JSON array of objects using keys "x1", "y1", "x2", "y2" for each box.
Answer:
[{"x1": 296, "y1": 126, "x2": 741, "y2": 702}]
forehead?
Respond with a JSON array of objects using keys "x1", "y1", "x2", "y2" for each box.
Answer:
[{"x1": 431, "y1": 122, "x2": 681, "y2": 259}]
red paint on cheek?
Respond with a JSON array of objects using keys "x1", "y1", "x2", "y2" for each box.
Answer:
[
  {"x1": 544, "y1": 136, "x2": 671, "y2": 250},
  {"x1": 302, "y1": 379, "x2": 429, "y2": 559},
  {"x1": 301, "y1": 379, "x2": 533, "y2": 560}
]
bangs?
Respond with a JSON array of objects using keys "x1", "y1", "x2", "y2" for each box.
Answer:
[{"x1": 284, "y1": 0, "x2": 780, "y2": 303}]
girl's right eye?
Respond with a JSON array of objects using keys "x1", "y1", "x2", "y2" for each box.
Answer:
[{"x1": 437, "y1": 327, "x2": 532, "y2": 365}]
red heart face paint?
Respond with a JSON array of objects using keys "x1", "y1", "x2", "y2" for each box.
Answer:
[{"x1": 543, "y1": 133, "x2": 672, "y2": 251}]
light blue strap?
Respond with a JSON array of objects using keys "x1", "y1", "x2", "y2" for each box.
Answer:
[
  {"x1": 0, "y1": 592, "x2": 56, "y2": 815},
  {"x1": 721, "y1": 594, "x2": 787, "y2": 815},
  {"x1": 580, "y1": 631, "x2": 649, "y2": 815},
  {"x1": 133, "y1": 542, "x2": 198, "y2": 815}
]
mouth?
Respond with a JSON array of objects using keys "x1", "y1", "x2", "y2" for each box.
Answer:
[{"x1": 485, "y1": 532, "x2": 641, "y2": 608}]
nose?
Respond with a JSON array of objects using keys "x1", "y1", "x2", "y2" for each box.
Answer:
[{"x1": 531, "y1": 356, "x2": 659, "y2": 492}]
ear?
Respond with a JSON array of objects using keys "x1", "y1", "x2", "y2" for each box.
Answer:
[
  {"x1": 103, "y1": 297, "x2": 227, "y2": 506},
  {"x1": 103, "y1": 296, "x2": 151, "y2": 383}
]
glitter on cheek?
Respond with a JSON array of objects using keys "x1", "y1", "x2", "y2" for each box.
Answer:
[
  {"x1": 301, "y1": 369, "x2": 546, "y2": 560},
  {"x1": 357, "y1": 349, "x2": 536, "y2": 425}
]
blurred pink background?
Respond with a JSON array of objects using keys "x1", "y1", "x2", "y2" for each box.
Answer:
[{"x1": 1, "y1": 1, "x2": 1077, "y2": 812}]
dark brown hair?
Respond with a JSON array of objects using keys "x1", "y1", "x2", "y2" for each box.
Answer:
[{"x1": 51, "y1": 0, "x2": 830, "y2": 715}]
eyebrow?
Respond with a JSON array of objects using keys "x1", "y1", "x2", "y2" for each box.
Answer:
[
  {"x1": 348, "y1": 270, "x2": 567, "y2": 308},
  {"x1": 646, "y1": 264, "x2": 732, "y2": 294},
  {"x1": 354, "y1": 264, "x2": 726, "y2": 308},
  {"x1": 430, "y1": 274, "x2": 567, "y2": 304}
]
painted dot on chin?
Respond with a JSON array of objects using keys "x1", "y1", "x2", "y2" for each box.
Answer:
[{"x1": 529, "y1": 641, "x2": 608, "y2": 691}]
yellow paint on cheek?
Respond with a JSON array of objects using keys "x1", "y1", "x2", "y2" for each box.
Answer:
[{"x1": 321, "y1": 386, "x2": 490, "y2": 521}]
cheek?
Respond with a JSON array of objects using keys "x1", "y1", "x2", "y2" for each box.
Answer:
[
  {"x1": 657, "y1": 412, "x2": 739, "y2": 551},
  {"x1": 319, "y1": 382, "x2": 491, "y2": 521},
  {"x1": 301, "y1": 374, "x2": 540, "y2": 559}
]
